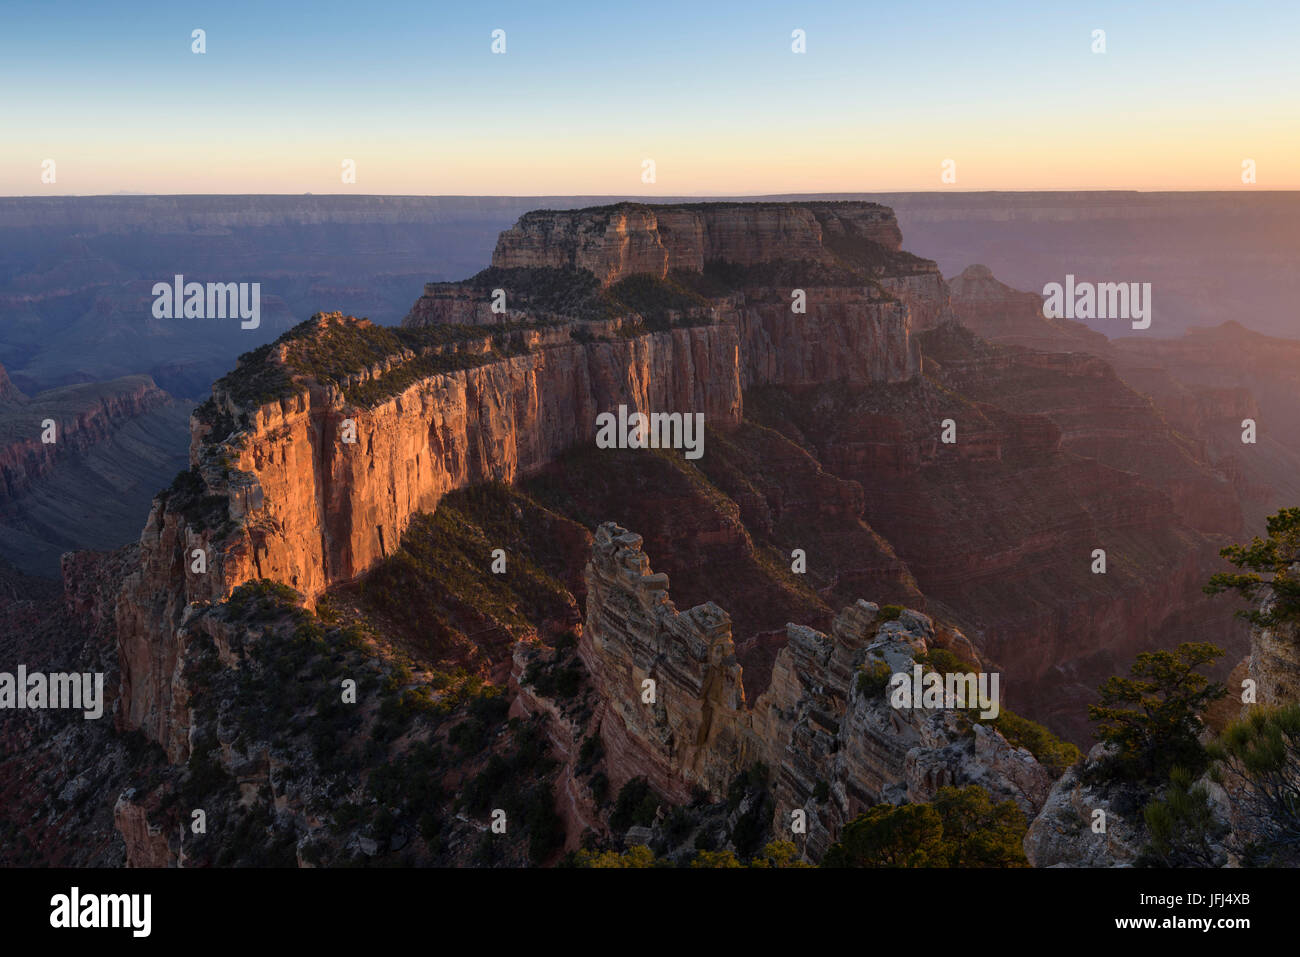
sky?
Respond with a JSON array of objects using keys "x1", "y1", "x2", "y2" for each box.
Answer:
[{"x1": 2, "y1": 0, "x2": 1298, "y2": 195}]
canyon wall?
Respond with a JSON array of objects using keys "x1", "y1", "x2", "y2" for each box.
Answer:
[
  {"x1": 0, "y1": 370, "x2": 190, "y2": 575},
  {"x1": 722, "y1": 289, "x2": 918, "y2": 388},
  {"x1": 0, "y1": 363, "x2": 21, "y2": 403},
  {"x1": 747, "y1": 319, "x2": 1250, "y2": 741},
  {"x1": 0, "y1": 373, "x2": 174, "y2": 505},
  {"x1": 117, "y1": 314, "x2": 742, "y2": 757}
]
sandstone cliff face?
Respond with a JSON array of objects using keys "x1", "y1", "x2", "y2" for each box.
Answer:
[
  {"x1": 580, "y1": 524, "x2": 753, "y2": 804},
  {"x1": 577, "y1": 522, "x2": 1054, "y2": 860},
  {"x1": 722, "y1": 289, "x2": 918, "y2": 387},
  {"x1": 409, "y1": 287, "x2": 919, "y2": 388},
  {"x1": 116, "y1": 314, "x2": 742, "y2": 757},
  {"x1": 877, "y1": 272, "x2": 953, "y2": 332},
  {"x1": 113, "y1": 789, "x2": 177, "y2": 868}
]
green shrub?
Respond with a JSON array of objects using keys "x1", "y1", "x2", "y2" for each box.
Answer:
[
  {"x1": 610, "y1": 778, "x2": 660, "y2": 833},
  {"x1": 856, "y1": 659, "x2": 894, "y2": 697},
  {"x1": 823, "y1": 786, "x2": 1028, "y2": 868},
  {"x1": 987, "y1": 708, "x2": 1082, "y2": 777}
]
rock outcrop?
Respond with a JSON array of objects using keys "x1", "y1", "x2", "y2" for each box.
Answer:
[
  {"x1": 580, "y1": 523, "x2": 753, "y2": 803},
  {"x1": 948, "y1": 264, "x2": 1110, "y2": 353},
  {"x1": 1247, "y1": 571, "x2": 1300, "y2": 708},
  {"x1": 1023, "y1": 745, "x2": 1145, "y2": 868},
  {"x1": 578, "y1": 522, "x2": 1056, "y2": 860}
]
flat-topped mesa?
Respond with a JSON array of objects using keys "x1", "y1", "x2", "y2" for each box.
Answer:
[
  {"x1": 579, "y1": 521, "x2": 1056, "y2": 859},
  {"x1": 407, "y1": 201, "x2": 939, "y2": 385},
  {"x1": 489, "y1": 202, "x2": 904, "y2": 282}
]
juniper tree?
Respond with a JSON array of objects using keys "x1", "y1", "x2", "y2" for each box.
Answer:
[
  {"x1": 1207, "y1": 703, "x2": 1300, "y2": 865},
  {"x1": 1204, "y1": 506, "x2": 1300, "y2": 629},
  {"x1": 1087, "y1": 642, "x2": 1226, "y2": 784},
  {"x1": 821, "y1": 786, "x2": 1028, "y2": 868},
  {"x1": 1138, "y1": 766, "x2": 1227, "y2": 867}
]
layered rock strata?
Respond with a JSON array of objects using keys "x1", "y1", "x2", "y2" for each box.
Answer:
[
  {"x1": 488, "y1": 203, "x2": 903, "y2": 282},
  {"x1": 117, "y1": 313, "x2": 742, "y2": 758},
  {"x1": 578, "y1": 522, "x2": 1055, "y2": 860},
  {"x1": 0, "y1": 372, "x2": 175, "y2": 506}
]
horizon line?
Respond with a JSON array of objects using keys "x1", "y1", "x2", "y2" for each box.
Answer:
[{"x1": 3, "y1": 188, "x2": 1299, "y2": 200}]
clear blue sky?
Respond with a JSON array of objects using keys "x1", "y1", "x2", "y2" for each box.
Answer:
[{"x1": 3, "y1": 0, "x2": 1297, "y2": 193}]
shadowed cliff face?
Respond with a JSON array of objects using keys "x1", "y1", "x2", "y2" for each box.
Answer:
[
  {"x1": 0, "y1": 366, "x2": 191, "y2": 575},
  {"x1": 0, "y1": 549, "x2": 160, "y2": 866},
  {"x1": 743, "y1": 332, "x2": 1249, "y2": 742}
]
